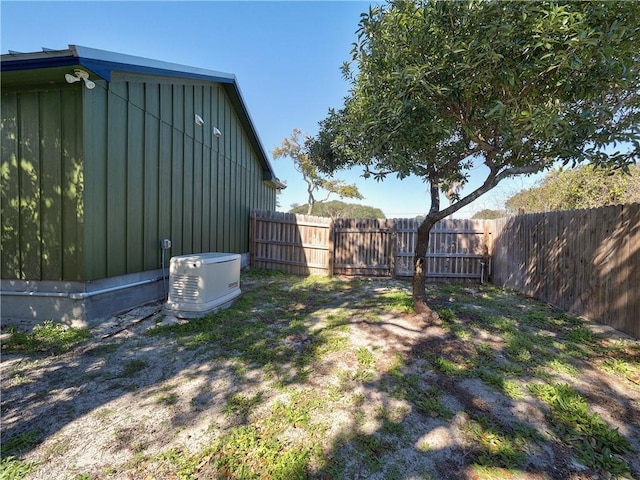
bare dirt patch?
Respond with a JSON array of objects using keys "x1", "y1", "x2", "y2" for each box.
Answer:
[{"x1": 2, "y1": 271, "x2": 639, "y2": 480}]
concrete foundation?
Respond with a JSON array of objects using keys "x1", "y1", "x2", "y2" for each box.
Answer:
[
  {"x1": 1, "y1": 270, "x2": 166, "y2": 330},
  {"x1": 1, "y1": 253, "x2": 250, "y2": 331}
]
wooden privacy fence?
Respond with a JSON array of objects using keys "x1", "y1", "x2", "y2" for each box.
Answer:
[
  {"x1": 491, "y1": 203, "x2": 640, "y2": 338},
  {"x1": 250, "y1": 210, "x2": 492, "y2": 280},
  {"x1": 249, "y1": 211, "x2": 333, "y2": 276}
]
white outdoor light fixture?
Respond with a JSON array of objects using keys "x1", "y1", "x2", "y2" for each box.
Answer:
[
  {"x1": 64, "y1": 69, "x2": 96, "y2": 89},
  {"x1": 195, "y1": 114, "x2": 205, "y2": 126},
  {"x1": 213, "y1": 127, "x2": 222, "y2": 138}
]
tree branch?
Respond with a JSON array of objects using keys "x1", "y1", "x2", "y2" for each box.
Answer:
[{"x1": 427, "y1": 159, "x2": 549, "y2": 221}]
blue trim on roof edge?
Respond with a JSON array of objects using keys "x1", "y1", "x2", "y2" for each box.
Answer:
[
  {"x1": 71, "y1": 45, "x2": 237, "y2": 83},
  {"x1": 77, "y1": 58, "x2": 235, "y2": 84},
  {"x1": 0, "y1": 56, "x2": 78, "y2": 71}
]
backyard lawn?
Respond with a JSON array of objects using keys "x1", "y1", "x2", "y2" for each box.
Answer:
[{"x1": 1, "y1": 269, "x2": 639, "y2": 479}]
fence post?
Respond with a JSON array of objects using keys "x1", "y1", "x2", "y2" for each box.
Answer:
[
  {"x1": 389, "y1": 219, "x2": 397, "y2": 278},
  {"x1": 249, "y1": 210, "x2": 257, "y2": 269},
  {"x1": 327, "y1": 218, "x2": 335, "y2": 277},
  {"x1": 483, "y1": 219, "x2": 493, "y2": 280}
]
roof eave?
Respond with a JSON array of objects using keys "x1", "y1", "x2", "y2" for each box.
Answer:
[
  {"x1": 1, "y1": 47, "x2": 79, "y2": 71},
  {"x1": 264, "y1": 177, "x2": 287, "y2": 190}
]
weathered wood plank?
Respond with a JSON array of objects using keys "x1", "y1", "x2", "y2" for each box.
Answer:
[{"x1": 491, "y1": 204, "x2": 640, "y2": 338}]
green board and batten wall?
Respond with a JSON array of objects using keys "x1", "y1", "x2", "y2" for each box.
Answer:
[
  {"x1": 81, "y1": 73, "x2": 276, "y2": 281},
  {"x1": 1, "y1": 84, "x2": 84, "y2": 281},
  {"x1": 1, "y1": 47, "x2": 280, "y2": 288}
]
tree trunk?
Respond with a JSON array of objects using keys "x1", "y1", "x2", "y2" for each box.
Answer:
[
  {"x1": 306, "y1": 179, "x2": 315, "y2": 215},
  {"x1": 412, "y1": 216, "x2": 438, "y2": 318},
  {"x1": 412, "y1": 180, "x2": 442, "y2": 321},
  {"x1": 409, "y1": 158, "x2": 507, "y2": 320}
]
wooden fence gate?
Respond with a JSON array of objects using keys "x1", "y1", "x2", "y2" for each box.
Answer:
[{"x1": 333, "y1": 219, "x2": 395, "y2": 276}]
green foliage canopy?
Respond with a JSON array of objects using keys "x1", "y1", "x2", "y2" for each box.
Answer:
[
  {"x1": 472, "y1": 209, "x2": 509, "y2": 220},
  {"x1": 308, "y1": 0, "x2": 640, "y2": 312},
  {"x1": 311, "y1": 0, "x2": 639, "y2": 208},
  {"x1": 506, "y1": 164, "x2": 640, "y2": 214}
]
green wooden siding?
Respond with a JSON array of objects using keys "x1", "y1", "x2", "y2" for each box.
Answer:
[
  {"x1": 1, "y1": 87, "x2": 84, "y2": 281},
  {"x1": 1, "y1": 74, "x2": 277, "y2": 282},
  {"x1": 81, "y1": 73, "x2": 276, "y2": 280},
  {"x1": 82, "y1": 80, "x2": 109, "y2": 280}
]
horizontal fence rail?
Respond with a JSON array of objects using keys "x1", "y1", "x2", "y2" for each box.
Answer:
[
  {"x1": 393, "y1": 218, "x2": 491, "y2": 279},
  {"x1": 250, "y1": 211, "x2": 492, "y2": 280},
  {"x1": 333, "y1": 218, "x2": 395, "y2": 277},
  {"x1": 250, "y1": 210, "x2": 333, "y2": 276}
]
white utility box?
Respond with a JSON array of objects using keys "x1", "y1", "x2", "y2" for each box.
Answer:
[{"x1": 165, "y1": 252, "x2": 241, "y2": 318}]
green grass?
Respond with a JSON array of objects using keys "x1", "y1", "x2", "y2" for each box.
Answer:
[
  {"x1": 147, "y1": 274, "x2": 352, "y2": 382},
  {"x1": 356, "y1": 346, "x2": 376, "y2": 369},
  {"x1": 1, "y1": 430, "x2": 40, "y2": 457},
  {"x1": 163, "y1": 386, "x2": 327, "y2": 479},
  {"x1": 156, "y1": 392, "x2": 179, "y2": 406},
  {"x1": 536, "y1": 358, "x2": 579, "y2": 378},
  {"x1": 269, "y1": 389, "x2": 325, "y2": 430},
  {"x1": 202, "y1": 425, "x2": 313, "y2": 480},
  {"x1": 383, "y1": 367, "x2": 454, "y2": 420},
  {"x1": 0, "y1": 430, "x2": 40, "y2": 480},
  {"x1": 414, "y1": 387, "x2": 454, "y2": 420},
  {"x1": 376, "y1": 406, "x2": 408, "y2": 436},
  {"x1": 88, "y1": 342, "x2": 121, "y2": 355},
  {"x1": 348, "y1": 432, "x2": 392, "y2": 472},
  {"x1": 479, "y1": 371, "x2": 524, "y2": 399},
  {"x1": 465, "y1": 418, "x2": 528, "y2": 469},
  {"x1": 599, "y1": 358, "x2": 639, "y2": 381},
  {"x1": 436, "y1": 307, "x2": 456, "y2": 323},
  {"x1": 354, "y1": 346, "x2": 377, "y2": 381},
  {"x1": 224, "y1": 392, "x2": 263, "y2": 420},
  {"x1": 2, "y1": 321, "x2": 89, "y2": 354},
  {"x1": 504, "y1": 331, "x2": 538, "y2": 364},
  {"x1": 121, "y1": 359, "x2": 149, "y2": 377},
  {"x1": 432, "y1": 356, "x2": 471, "y2": 377},
  {"x1": 0, "y1": 456, "x2": 38, "y2": 480},
  {"x1": 422, "y1": 281, "x2": 638, "y2": 476},
  {"x1": 380, "y1": 290, "x2": 413, "y2": 313},
  {"x1": 528, "y1": 382, "x2": 632, "y2": 475},
  {"x1": 263, "y1": 276, "x2": 636, "y2": 477}
]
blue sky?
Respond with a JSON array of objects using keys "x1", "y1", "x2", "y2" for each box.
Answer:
[{"x1": 1, "y1": 1, "x2": 541, "y2": 218}]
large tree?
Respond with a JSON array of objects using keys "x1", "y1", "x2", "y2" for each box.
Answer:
[
  {"x1": 506, "y1": 164, "x2": 640, "y2": 214},
  {"x1": 273, "y1": 129, "x2": 363, "y2": 214},
  {"x1": 308, "y1": 0, "x2": 639, "y2": 316}
]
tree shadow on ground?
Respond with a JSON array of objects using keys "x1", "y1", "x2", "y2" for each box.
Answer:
[
  {"x1": 1, "y1": 271, "x2": 639, "y2": 479},
  {"x1": 310, "y1": 280, "x2": 640, "y2": 479}
]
